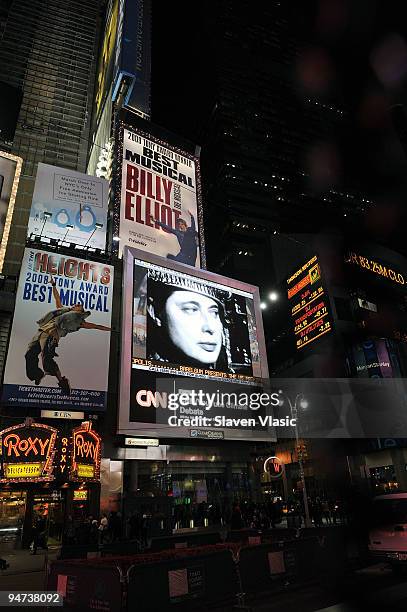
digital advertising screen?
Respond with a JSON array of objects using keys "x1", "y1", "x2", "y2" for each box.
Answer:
[
  {"x1": 118, "y1": 248, "x2": 273, "y2": 440},
  {"x1": 2, "y1": 248, "x2": 114, "y2": 410},
  {"x1": 117, "y1": 125, "x2": 204, "y2": 267},
  {"x1": 287, "y1": 254, "x2": 333, "y2": 350},
  {"x1": 27, "y1": 163, "x2": 108, "y2": 250}
]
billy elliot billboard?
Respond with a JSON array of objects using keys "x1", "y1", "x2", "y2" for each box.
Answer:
[
  {"x1": 287, "y1": 254, "x2": 333, "y2": 350},
  {"x1": 2, "y1": 248, "x2": 113, "y2": 410},
  {"x1": 117, "y1": 125, "x2": 204, "y2": 267},
  {"x1": 27, "y1": 163, "x2": 109, "y2": 250},
  {"x1": 118, "y1": 248, "x2": 273, "y2": 441}
]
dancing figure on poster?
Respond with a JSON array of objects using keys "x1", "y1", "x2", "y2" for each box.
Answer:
[
  {"x1": 150, "y1": 210, "x2": 198, "y2": 266},
  {"x1": 25, "y1": 278, "x2": 110, "y2": 394}
]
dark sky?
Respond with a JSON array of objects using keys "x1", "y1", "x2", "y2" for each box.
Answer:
[
  {"x1": 291, "y1": 0, "x2": 407, "y2": 246},
  {"x1": 151, "y1": 1, "x2": 407, "y2": 250}
]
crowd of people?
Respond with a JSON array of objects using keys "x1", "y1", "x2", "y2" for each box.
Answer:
[
  {"x1": 229, "y1": 496, "x2": 348, "y2": 530},
  {"x1": 26, "y1": 496, "x2": 349, "y2": 555},
  {"x1": 61, "y1": 512, "x2": 123, "y2": 546}
]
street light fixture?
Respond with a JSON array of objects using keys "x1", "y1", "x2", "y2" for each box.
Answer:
[
  {"x1": 279, "y1": 391, "x2": 312, "y2": 527},
  {"x1": 268, "y1": 291, "x2": 278, "y2": 302},
  {"x1": 83, "y1": 222, "x2": 103, "y2": 249},
  {"x1": 39, "y1": 211, "x2": 52, "y2": 239},
  {"x1": 60, "y1": 224, "x2": 74, "y2": 246}
]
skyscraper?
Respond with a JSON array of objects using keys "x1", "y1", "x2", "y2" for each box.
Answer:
[
  {"x1": 151, "y1": 0, "x2": 375, "y2": 287},
  {"x1": 0, "y1": 0, "x2": 101, "y2": 274}
]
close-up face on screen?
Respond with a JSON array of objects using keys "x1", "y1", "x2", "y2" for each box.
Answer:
[{"x1": 131, "y1": 259, "x2": 262, "y2": 383}]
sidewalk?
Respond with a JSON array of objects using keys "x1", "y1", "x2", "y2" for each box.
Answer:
[{"x1": 0, "y1": 547, "x2": 60, "y2": 592}]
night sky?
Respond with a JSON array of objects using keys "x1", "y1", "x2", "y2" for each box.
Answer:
[{"x1": 151, "y1": 0, "x2": 407, "y2": 253}]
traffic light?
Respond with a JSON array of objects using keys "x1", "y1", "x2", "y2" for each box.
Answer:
[{"x1": 296, "y1": 442, "x2": 308, "y2": 461}]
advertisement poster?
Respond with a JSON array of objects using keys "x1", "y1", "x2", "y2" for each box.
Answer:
[
  {"x1": 118, "y1": 248, "x2": 271, "y2": 440},
  {"x1": 2, "y1": 248, "x2": 113, "y2": 410},
  {"x1": 119, "y1": 127, "x2": 202, "y2": 266},
  {"x1": 0, "y1": 151, "x2": 23, "y2": 272},
  {"x1": 27, "y1": 163, "x2": 108, "y2": 249}
]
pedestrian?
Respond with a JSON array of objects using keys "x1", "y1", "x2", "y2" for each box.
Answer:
[
  {"x1": 89, "y1": 520, "x2": 99, "y2": 547},
  {"x1": 64, "y1": 516, "x2": 76, "y2": 545},
  {"x1": 230, "y1": 503, "x2": 244, "y2": 530},
  {"x1": 31, "y1": 515, "x2": 47, "y2": 555},
  {"x1": 313, "y1": 498, "x2": 323, "y2": 527},
  {"x1": 322, "y1": 499, "x2": 332, "y2": 524},
  {"x1": 99, "y1": 514, "x2": 108, "y2": 544}
]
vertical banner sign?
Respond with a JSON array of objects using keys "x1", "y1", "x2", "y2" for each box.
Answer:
[
  {"x1": 2, "y1": 248, "x2": 113, "y2": 410},
  {"x1": 95, "y1": 0, "x2": 119, "y2": 124},
  {"x1": 0, "y1": 151, "x2": 23, "y2": 272},
  {"x1": 112, "y1": 0, "x2": 152, "y2": 118},
  {"x1": 119, "y1": 126, "x2": 203, "y2": 267},
  {"x1": 287, "y1": 255, "x2": 333, "y2": 350},
  {"x1": 70, "y1": 421, "x2": 102, "y2": 481},
  {"x1": 27, "y1": 163, "x2": 108, "y2": 250}
]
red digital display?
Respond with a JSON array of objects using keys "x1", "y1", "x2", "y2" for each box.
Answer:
[{"x1": 287, "y1": 256, "x2": 333, "y2": 350}]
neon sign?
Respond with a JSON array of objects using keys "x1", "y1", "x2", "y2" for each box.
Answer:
[
  {"x1": 263, "y1": 456, "x2": 284, "y2": 478},
  {"x1": 345, "y1": 252, "x2": 405, "y2": 286},
  {"x1": 73, "y1": 489, "x2": 88, "y2": 501},
  {"x1": 0, "y1": 421, "x2": 57, "y2": 483},
  {"x1": 70, "y1": 422, "x2": 101, "y2": 482}
]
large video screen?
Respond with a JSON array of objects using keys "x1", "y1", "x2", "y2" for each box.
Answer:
[{"x1": 118, "y1": 248, "x2": 270, "y2": 440}]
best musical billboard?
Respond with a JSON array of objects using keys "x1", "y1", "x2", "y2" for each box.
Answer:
[
  {"x1": 27, "y1": 163, "x2": 108, "y2": 250},
  {"x1": 2, "y1": 248, "x2": 113, "y2": 410},
  {"x1": 118, "y1": 248, "x2": 272, "y2": 440},
  {"x1": 0, "y1": 151, "x2": 23, "y2": 272},
  {"x1": 117, "y1": 126, "x2": 204, "y2": 267}
]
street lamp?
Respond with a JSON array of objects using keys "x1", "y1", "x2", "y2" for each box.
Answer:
[
  {"x1": 60, "y1": 224, "x2": 74, "y2": 246},
  {"x1": 268, "y1": 291, "x2": 278, "y2": 302},
  {"x1": 83, "y1": 222, "x2": 103, "y2": 249},
  {"x1": 279, "y1": 391, "x2": 312, "y2": 527},
  {"x1": 39, "y1": 211, "x2": 52, "y2": 239}
]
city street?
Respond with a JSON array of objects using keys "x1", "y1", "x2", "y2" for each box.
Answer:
[{"x1": 1, "y1": 0, "x2": 407, "y2": 609}]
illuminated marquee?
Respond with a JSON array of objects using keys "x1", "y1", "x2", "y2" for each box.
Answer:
[
  {"x1": 73, "y1": 489, "x2": 88, "y2": 501},
  {"x1": 0, "y1": 421, "x2": 57, "y2": 483},
  {"x1": 0, "y1": 151, "x2": 23, "y2": 273},
  {"x1": 70, "y1": 421, "x2": 101, "y2": 482},
  {"x1": 287, "y1": 255, "x2": 332, "y2": 350},
  {"x1": 345, "y1": 252, "x2": 405, "y2": 286}
]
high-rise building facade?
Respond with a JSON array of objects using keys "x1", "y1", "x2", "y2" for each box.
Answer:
[
  {"x1": 152, "y1": 0, "x2": 375, "y2": 288},
  {"x1": 0, "y1": 0, "x2": 101, "y2": 274}
]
